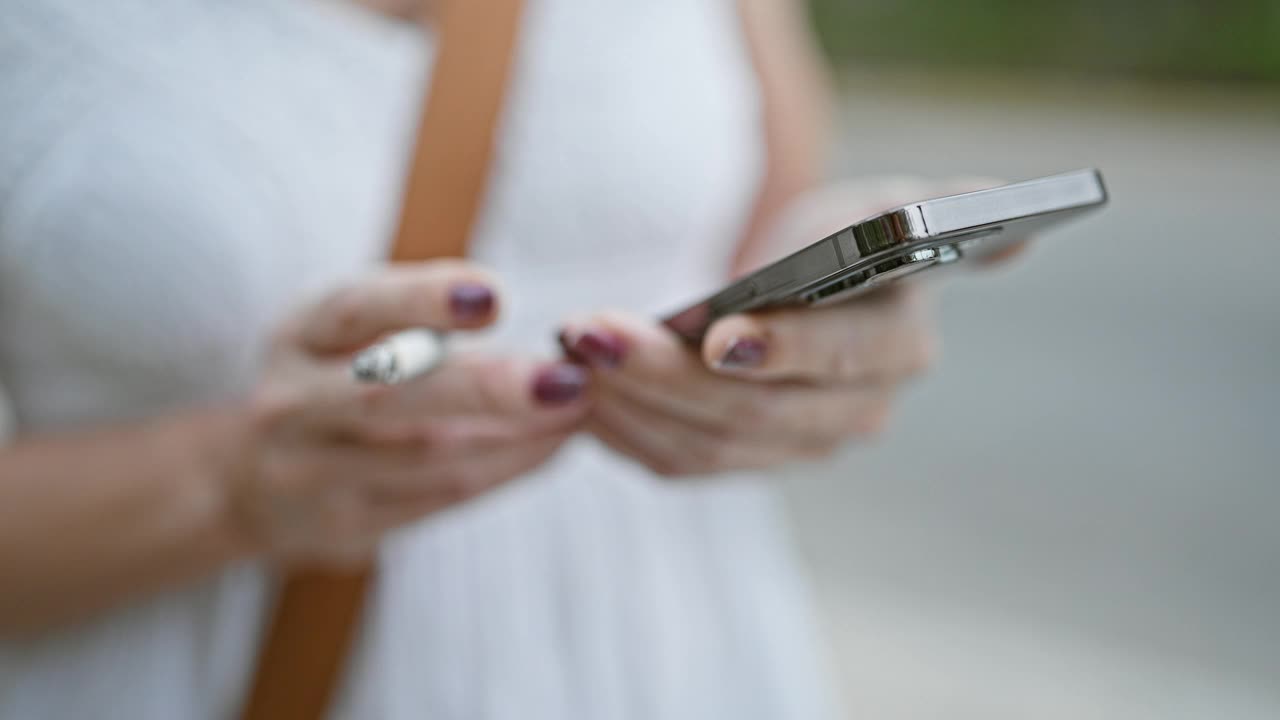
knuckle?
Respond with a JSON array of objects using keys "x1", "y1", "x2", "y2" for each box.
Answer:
[
  {"x1": 258, "y1": 451, "x2": 305, "y2": 498},
  {"x1": 270, "y1": 321, "x2": 312, "y2": 361},
  {"x1": 248, "y1": 386, "x2": 303, "y2": 433},
  {"x1": 730, "y1": 388, "x2": 781, "y2": 432},
  {"x1": 473, "y1": 359, "x2": 520, "y2": 414},
  {"x1": 326, "y1": 287, "x2": 366, "y2": 341}
]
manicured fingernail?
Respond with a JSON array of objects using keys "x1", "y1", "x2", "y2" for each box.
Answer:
[
  {"x1": 556, "y1": 329, "x2": 581, "y2": 362},
  {"x1": 448, "y1": 283, "x2": 495, "y2": 321},
  {"x1": 567, "y1": 329, "x2": 627, "y2": 369},
  {"x1": 717, "y1": 337, "x2": 767, "y2": 369},
  {"x1": 532, "y1": 363, "x2": 590, "y2": 406}
]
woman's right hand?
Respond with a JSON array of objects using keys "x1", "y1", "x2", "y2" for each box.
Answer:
[{"x1": 222, "y1": 261, "x2": 590, "y2": 567}]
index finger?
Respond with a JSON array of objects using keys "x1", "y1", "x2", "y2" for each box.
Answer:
[
  {"x1": 284, "y1": 355, "x2": 593, "y2": 435},
  {"x1": 285, "y1": 261, "x2": 500, "y2": 356},
  {"x1": 369, "y1": 355, "x2": 592, "y2": 422}
]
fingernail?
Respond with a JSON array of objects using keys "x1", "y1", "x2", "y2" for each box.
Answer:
[
  {"x1": 556, "y1": 329, "x2": 581, "y2": 362},
  {"x1": 717, "y1": 337, "x2": 767, "y2": 369},
  {"x1": 532, "y1": 363, "x2": 590, "y2": 406},
  {"x1": 567, "y1": 329, "x2": 627, "y2": 369},
  {"x1": 448, "y1": 283, "x2": 495, "y2": 322}
]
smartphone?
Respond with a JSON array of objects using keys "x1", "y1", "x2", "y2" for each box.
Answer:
[{"x1": 663, "y1": 169, "x2": 1108, "y2": 343}]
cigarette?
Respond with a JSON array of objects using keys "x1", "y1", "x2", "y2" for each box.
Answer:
[{"x1": 350, "y1": 329, "x2": 445, "y2": 384}]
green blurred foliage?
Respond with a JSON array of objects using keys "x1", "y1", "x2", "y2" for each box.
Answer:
[{"x1": 809, "y1": 0, "x2": 1280, "y2": 82}]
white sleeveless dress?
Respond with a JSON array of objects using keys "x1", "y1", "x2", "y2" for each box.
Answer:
[{"x1": 0, "y1": 1, "x2": 837, "y2": 717}]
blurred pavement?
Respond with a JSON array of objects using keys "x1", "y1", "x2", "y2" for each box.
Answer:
[{"x1": 779, "y1": 70, "x2": 1280, "y2": 719}]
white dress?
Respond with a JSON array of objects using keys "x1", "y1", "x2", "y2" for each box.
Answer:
[{"x1": 0, "y1": 1, "x2": 837, "y2": 718}]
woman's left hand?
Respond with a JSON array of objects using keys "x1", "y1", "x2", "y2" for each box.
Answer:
[
  {"x1": 558, "y1": 281, "x2": 936, "y2": 477},
  {"x1": 560, "y1": 177, "x2": 1020, "y2": 477}
]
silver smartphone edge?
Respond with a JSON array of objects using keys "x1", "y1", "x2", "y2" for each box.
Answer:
[{"x1": 662, "y1": 169, "x2": 1108, "y2": 342}]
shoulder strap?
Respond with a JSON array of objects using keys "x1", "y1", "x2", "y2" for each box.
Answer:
[
  {"x1": 392, "y1": 0, "x2": 526, "y2": 262},
  {"x1": 238, "y1": 3, "x2": 525, "y2": 719}
]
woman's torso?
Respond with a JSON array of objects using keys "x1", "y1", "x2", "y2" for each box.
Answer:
[{"x1": 0, "y1": 1, "x2": 835, "y2": 717}]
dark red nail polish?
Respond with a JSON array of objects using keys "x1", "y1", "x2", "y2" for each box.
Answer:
[
  {"x1": 532, "y1": 364, "x2": 589, "y2": 406},
  {"x1": 718, "y1": 337, "x2": 767, "y2": 369},
  {"x1": 569, "y1": 330, "x2": 626, "y2": 369},
  {"x1": 449, "y1": 283, "x2": 495, "y2": 322},
  {"x1": 556, "y1": 329, "x2": 584, "y2": 363}
]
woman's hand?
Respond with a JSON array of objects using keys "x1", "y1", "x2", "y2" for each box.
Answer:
[
  {"x1": 558, "y1": 281, "x2": 934, "y2": 477},
  {"x1": 558, "y1": 176, "x2": 1020, "y2": 478},
  {"x1": 224, "y1": 262, "x2": 591, "y2": 566}
]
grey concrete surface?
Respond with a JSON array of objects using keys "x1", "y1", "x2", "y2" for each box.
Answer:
[{"x1": 779, "y1": 70, "x2": 1280, "y2": 718}]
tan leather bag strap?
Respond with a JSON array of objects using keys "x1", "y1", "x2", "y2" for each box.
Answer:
[{"x1": 238, "y1": 3, "x2": 525, "y2": 719}]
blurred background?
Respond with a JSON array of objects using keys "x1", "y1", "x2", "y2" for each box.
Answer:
[{"x1": 786, "y1": 1, "x2": 1280, "y2": 718}]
